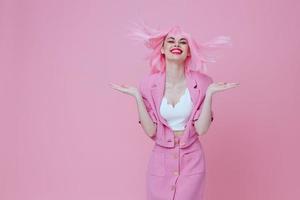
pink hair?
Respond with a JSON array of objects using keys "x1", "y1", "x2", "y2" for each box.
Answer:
[{"x1": 127, "y1": 20, "x2": 232, "y2": 74}]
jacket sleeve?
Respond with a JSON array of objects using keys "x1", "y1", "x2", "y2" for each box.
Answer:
[
  {"x1": 192, "y1": 75, "x2": 214, "y2": 123},
  {"x1": 138, "y1": 77, "x2": 158, "y2": 125}
]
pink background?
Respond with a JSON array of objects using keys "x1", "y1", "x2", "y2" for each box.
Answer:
[{"x1": 1, "y1": 0, "x2": 299, "y2": 199}]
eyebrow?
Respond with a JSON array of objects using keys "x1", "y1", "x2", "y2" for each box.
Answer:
[{"x1": 166, "y1": 37, "x2": 187, "y2": 41}]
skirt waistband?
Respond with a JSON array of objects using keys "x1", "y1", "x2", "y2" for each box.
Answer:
[{"x1": 174, "y1": 134, "x2": 183, "y2": 146}]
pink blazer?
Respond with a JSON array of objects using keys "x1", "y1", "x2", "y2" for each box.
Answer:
[{"x1": 138, "y1": 70, "x2": 214, "y2": 148}]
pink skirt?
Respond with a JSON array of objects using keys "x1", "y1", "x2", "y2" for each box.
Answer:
[{"x1": 146, "y1": 134, "x2": 206, "y2": 200}]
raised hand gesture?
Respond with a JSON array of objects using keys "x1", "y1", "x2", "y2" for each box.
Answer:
[
  {"x1": 109, "y1": 82, "x2": 140, "y2": 98},
  {"x1": 206, "y1": 82, "x2": 240, "y2": 96}
]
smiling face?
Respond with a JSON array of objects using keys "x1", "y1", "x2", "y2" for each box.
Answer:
[{"x1": 161, "y1": 34, "x2": 190, "y2": 63}]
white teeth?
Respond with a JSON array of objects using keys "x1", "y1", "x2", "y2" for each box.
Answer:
[{"x1": 171, "y1": 49, "x2": 182, "y2": 53}]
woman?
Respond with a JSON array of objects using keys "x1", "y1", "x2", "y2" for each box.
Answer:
[{"x1": 110, "y1": 23, "x2": 239, "y2": 200}]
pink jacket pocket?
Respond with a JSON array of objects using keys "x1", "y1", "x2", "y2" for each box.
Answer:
[
  {"x1": 181, "y1": 149, "x2": 206, "y2": 175},
  {"x1": 147, "y1": 150, "x2": 165, "y2": 176}
]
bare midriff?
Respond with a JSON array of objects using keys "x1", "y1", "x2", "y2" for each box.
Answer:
[{"x1": 173, "y1": 130, "x2": 184, "y2": 137}]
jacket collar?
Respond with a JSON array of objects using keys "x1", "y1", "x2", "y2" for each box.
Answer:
[{"x1": 149, "y1": 70, "x2": 202, "y2": 127}]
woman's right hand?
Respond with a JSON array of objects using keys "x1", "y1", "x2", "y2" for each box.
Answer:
[{"x1": 109, "y1": 82, "x2": 141, "y2": 98}]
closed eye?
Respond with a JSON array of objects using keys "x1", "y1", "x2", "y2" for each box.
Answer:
[{"x1": 167, "y1": 40, "x2": 187, "y2": 44}]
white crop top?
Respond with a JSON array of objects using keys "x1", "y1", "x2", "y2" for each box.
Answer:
[{"x1": 160, "y1": 88, "x2": 193, "y2": 131}]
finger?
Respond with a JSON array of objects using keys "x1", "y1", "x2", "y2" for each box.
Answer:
[
  {"x1": 226, "y1": 83, "x2": 240, "y2": 86},
  {"x1": 224, "y1": 84, "x2": 240, "y2": 89},
  {"x1": 112, "y1": 87, "x2": 127, "y2": 93},
  {"x1": 217, "y1": 82, "x2": 226, "y2": 84},
  {"x1": 121, "y1": 84, "x2": 130, "y2": 88},
  {"x1": 218, "y1": 82, "x2": 239, "y2": 87},
  {"x1": 110, "y1": 83, "x2": 120, "y2": 87},
  {"x1": 111, "y1": 84, "x2": 125, "y2": 91},
  {"x1": 110, "y1": 84, "x2": 120, "y2": 89},
  {"x1": 217, "y1": 82, "x2": 231, "y2": 86},
  {"x1": 111, "y1": 83, "x2": 127, "y2": 89}
]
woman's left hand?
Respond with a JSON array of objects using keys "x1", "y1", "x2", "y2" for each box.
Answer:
[{"x1": 206, "y1": 82, "x2": 240, "y2": 96}]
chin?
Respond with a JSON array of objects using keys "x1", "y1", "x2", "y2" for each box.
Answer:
[{"x1": 167, "y1": 55, "x2": 187, "y2": 62}]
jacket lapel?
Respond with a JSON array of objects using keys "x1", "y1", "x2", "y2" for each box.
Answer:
[
  {"x1": 150, "y1": 72, "x2": 168, "y2": 126},
  {"x1": 185, "y1": 71, "x2": 201, "y2": 105},
  {"x1": 150, "y1": 70, "x2": 202, "y2": 128}
]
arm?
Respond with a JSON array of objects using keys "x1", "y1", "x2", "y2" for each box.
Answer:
[
  {"x1": 135, "y1": 79, "x2": 157, "y2": 138},
  {"x1": 193, "y1": 76, "x2": 214, "y2": 136},
  {"x1": 135, "y1": 94, "x2": 157, "y2": 137},
  {"x1": 193, "y1": 75, "x2": 240, "y2": 136},
  {"x1": 194, "y1": 93, "x2": 214, "y2": 136},
  {"x1": 109, "y1": 77, "x2": 157, "y2": 138}
]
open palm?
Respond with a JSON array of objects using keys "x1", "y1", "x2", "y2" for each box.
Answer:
[
  {"x1": 109, "y1": 82, "x2": 139, "y2": 97},
  {"x1": 207, "y1": 82, "x2": 240, "y2": 96}
]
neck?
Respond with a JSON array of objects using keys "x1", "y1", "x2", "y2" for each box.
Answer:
[{"x1": 165, "y1": 60, "x2": 186, "y2": 85}]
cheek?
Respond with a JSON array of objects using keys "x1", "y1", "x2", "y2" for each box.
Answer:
[
  {"x1": 183, "y1": 46, "x2": 189, "y2": 52},
  {"x1": 184, "y1": 46, "x2": 191, "y2": 55},
  {"x1": 164, "y1": 45, "x2": 173, "y2": 54},
  {"x1": 164, "y1": 43, "x2": 172, "y2": 50},
  {"x1": 179, "y1": 47, "x2": 188, "y2": 56}
]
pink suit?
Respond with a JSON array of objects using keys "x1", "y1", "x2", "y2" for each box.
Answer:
[{"x1": 138, "y1": 70, "x2": 214, "y2": 200}]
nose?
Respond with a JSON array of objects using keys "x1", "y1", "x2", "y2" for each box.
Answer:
[{"x1": 174, "y1": 42, "x2": 180, "y2": 47}]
